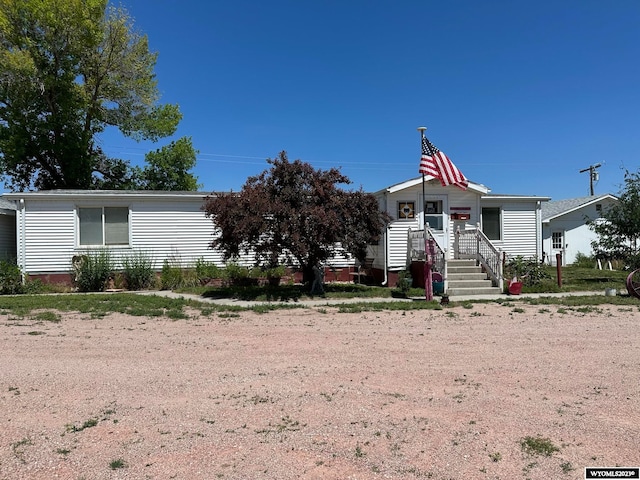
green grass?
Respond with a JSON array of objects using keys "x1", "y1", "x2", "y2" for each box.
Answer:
[
  {"x1": 526, "y1": 265, "x2": 629, "y2": 293},
  {"x1": 0, "y1": 264, "x2": 637, "y2": 318},
  {"x1": 520, "y1": 436, "x2": 560, "y2": 456},
  {"x1": 0, "y1": 293, "x2": 242, "y2": 318}
]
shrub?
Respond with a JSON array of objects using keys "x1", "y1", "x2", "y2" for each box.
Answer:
[
  {"x1": 504, "y1": 255, "x2": 550, "y2": 287},
  {"x1": 194, "y1": 257, "x2": 224, "y2": 283},
  {"x1": 262, "y1": 265, "x2": 286, "y2": 278},
  {"x1": 160, "y1": 255, "x2": 199, "y2": 290},
  {"x1": 121, "y1": 250, "x2": 155, "y2": 290},
  {"x1": 225, "y1": 262, "x2": 255, "y2": 286},
  {"x1": 572, "y1": 252, "x2": 595, "y2": 268},
  {"x1": 73, "y1": 249, "x2": 114, "y2": 292},
  {"x1": 0, "y1": 260, "x2": 23, "y2": 294},
  {"x1": 160, "y1": 259, "x2": 183, "y2": 290}
]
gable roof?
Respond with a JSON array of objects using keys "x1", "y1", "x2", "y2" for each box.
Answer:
[
  {"x1": 376, "y1": 176, "x2": 490, "y2": 195},
  {"x1": 541, "y1": 194, "x2": 617, "y2": 223}
]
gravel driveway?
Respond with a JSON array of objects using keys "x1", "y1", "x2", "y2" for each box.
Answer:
[{"x1": 1, "y1": 302, "x2": 639, "y2": 479}]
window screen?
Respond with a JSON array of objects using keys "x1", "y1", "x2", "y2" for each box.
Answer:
[
  {"x1": 105, "y1": 207, "x2": 129, "y2": 245},
  {"x1": 482, "y1": 207, "x2": 501, "y2": 240},
  {"x1": 79, "y1": 208, "x2": 103, "y2": 245},
  {"x1": 79, "y1": 206, "x2": 129, "y2": 246}
]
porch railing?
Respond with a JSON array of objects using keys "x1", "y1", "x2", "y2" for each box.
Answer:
[
  {"x1": 408, "y1": 229, "x2": 446, "y2": 280},
  {"x1": 454, "y1": 224, "x2": 504, "y2": 288}
]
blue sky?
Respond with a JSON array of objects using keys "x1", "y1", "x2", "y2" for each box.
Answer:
[{"x1": 98, "y1": 0, "x2": 639, "y2": 199}]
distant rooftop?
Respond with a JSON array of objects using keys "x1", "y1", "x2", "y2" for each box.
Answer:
[{"x1": 541, "y1": 194, "x2": 616, "y2": 222}]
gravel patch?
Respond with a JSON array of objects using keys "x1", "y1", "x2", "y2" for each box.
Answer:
[{"x1": 1, "y1": 302, "x2": 639, "y2": 479}]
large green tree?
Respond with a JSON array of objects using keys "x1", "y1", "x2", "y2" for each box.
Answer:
[
  {"x1": 203, "y1": 152, "x2": 390, "y2": 286},
  {"x1": 0, "y1": 0, "x2": 187, "y2": 191},
  {"x1": 139, "y1": 137, "x2": 201, "y2": 191},
  {"x1": 589, "y1": 169, "x2": 640, "y2": 268}
]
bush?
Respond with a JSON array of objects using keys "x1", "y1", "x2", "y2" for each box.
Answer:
[
  {"x1": 160, "y1": 256, "x2": 199, "y2": 290},
  {"x1": 572, "y1": 252, "x2": 595, "y2": 268},
  {"x1": 160, "y1": 259, "x2": 183, "y2": 290},
  {"x1": 0, "y1": 260, "x2": 23, "y2": 294},
  {"x1": 504, "y1": 255, "x2": 550, "y2": 287},
  {"x1": 262, "y1": 265, "x2": 286, "y2": 279},
  {"x1": 122, "y1": 250, "x2": 155, "y2": 290},
  {"x1": 194, "y1": 257, "x2": 224, "y2": 284},
  {"x1": 225, "y1": 262, "x2": 255, "y2": 286},
  {"x1": 73, "y1": 249, "x2": 114, "y2": 292}
]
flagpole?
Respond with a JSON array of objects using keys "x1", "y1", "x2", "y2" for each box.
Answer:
[{"x1": 417, "y1": 126, "x2": 433, "y2": 301}]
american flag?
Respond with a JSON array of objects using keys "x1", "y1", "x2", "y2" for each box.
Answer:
[{"x1": 419, "y1": 136, "x2": 468, "y2": 190}]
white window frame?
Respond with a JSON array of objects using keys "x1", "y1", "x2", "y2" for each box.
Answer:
[
  {"x1": 76, "y1": 205, "x2": 131, "y2": 248},
  {"x1": 424, "y1": 199, "x2": 444, "y2": 231}
]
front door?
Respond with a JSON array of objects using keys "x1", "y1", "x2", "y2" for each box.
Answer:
[
  {"x1": 551, "y1": 230, "x2": 565, "y2": 266},
  {"x1": 421, "y1": 195, "x2": 448, "y2": 253}
]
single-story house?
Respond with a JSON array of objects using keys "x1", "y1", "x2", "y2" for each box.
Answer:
[
  {"x1": 2, "y1": 176, "x2": 550, "y2": 287},
  {"x1": 541, "y1": 194, "x2": 618, "y2": 266}
]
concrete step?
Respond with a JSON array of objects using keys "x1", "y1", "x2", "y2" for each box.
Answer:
[
  {"x1": 447, "y1": 259, "x2": 477, "y2": 267},
  {"x1": 448, "y1": 272, "x2": 488, "y2": 281},
  {"x1": 448, "y1": 266, "x2": 484, "y2": 274},
  {"x1": 447, "y1": 286, "x2": 503, "y2": 296},
  {"x1": 448, "y1": 279, "x2": 495, "y2": 289}
]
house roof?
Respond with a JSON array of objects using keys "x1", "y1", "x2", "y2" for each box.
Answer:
[
  {"x1": 0, "y1": 197, "x2": 17, "y2": 215},
  {"x1": 376, "y1": 176, "x2": 490, "y2": 195},
  {"x1": 482, "y1": 193, "x2": 551, "y2": 202},
  {"x1": 541, "y1": 194, "x2": 618, "y2": 223},
  {"x1": 2, "y1": 190, "x2": 217, "y2": 200}
]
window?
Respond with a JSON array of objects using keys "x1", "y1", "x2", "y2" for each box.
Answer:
[
  {"x1": 481, "y1": 207, "x2": 501, "y2": 240},
  {"x1": 595, "y1": 204, "x2": 602, "y2": 215},
  {"x1": 78, "y1": 207, "x2": 129, "y2": 246},
  {"x1": 424, "y1": 200, "x2": 443, "y2": 230},
  {"x1": 398, "y1": 201, "x2": 415, "y2": 219},
  {"x1": 552, "y1": 231, "x2": 563, "y2": 250}
]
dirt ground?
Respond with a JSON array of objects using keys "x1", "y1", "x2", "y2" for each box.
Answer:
[{"x1": 1, "y1": 301, "x2": 639, "y2": 480}]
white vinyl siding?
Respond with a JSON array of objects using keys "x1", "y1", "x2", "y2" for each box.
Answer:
[
  {"x1": 14, "y1": 196, "x2": 226, "y2": 275},
  {"x1": 487, "y1": 202, "x2": 539, "y2": 258},
  {"x1": 21, "y1": 200, "x2": 77, "y2": 274},
  {"x1": 129, "y1": 200, "x2": 224, "y2": 267}
]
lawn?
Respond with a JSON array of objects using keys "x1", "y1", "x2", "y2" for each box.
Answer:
[{"x1": 0, "y1": 263, "x2": 638, "y2": 318}]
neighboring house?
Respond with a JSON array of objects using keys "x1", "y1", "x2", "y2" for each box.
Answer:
[
  {"x1": 0, "y1": 198, "x2": 17, "y2": 261},
  {"x1": 541, "y1": 194, "x2": 618, "y2": 266},
  {"x1": 369, "y1": 176, "x2": 549, "y2": 285}
]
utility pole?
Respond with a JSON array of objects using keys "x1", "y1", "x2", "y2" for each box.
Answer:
[{"x1": 579, "y1": 163, "x2": 601, "y2": 195}]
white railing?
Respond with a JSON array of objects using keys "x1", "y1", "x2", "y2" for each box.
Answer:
[
  {"x1": 454, "y1": 225, "x2": 504, "y2": 288},
  {"x1": 408, "y1": 229, "x2": 446, "y2": 284}
]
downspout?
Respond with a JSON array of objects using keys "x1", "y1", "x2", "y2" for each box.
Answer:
[
  {"x1": 18, "y1": 198, "x2": 26, "y2": 282},
  {"x1": 382, "y1": 223, "x2": 391, "y2": 286},
  {"x1": 536, "y1": 200, "x2": 542, "y2": 259}
]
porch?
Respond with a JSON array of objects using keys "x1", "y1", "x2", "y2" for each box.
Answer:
[{"x1": 408, "y1": 225, "x2": 504, "y2": 296}]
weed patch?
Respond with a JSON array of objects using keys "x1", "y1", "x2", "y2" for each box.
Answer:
[{"x1": 520, "y1": 436, "x2": 560, "y2": 456}]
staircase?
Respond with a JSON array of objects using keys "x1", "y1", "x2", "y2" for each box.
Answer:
[{"x1": 446, "y1": 259, "x2": 503, "y2": 296}]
